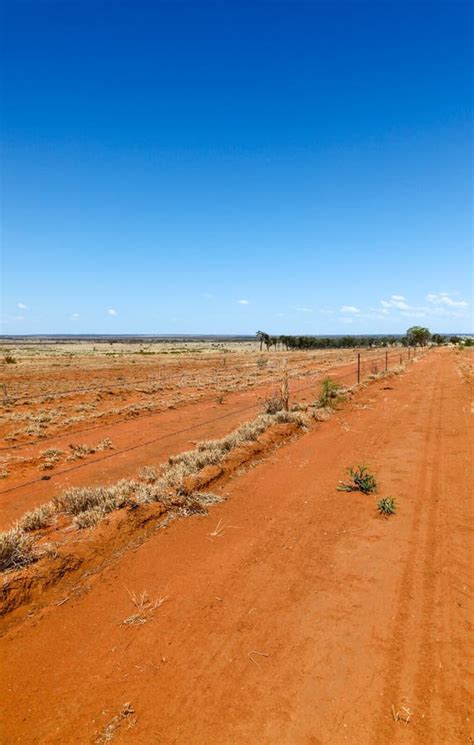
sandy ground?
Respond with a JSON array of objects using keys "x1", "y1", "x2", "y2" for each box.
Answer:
[
  {"x1": 0, "y1": 348, "x2": 472, "y2": 744},
  {"x1": 0, "y1": 345, "x2": 403, "y2": 527}
]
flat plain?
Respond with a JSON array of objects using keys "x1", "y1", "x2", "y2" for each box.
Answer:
[{"x1": 0, "y1": 342, "x2": 472, "y2": 744}]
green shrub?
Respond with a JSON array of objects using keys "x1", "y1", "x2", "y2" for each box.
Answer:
[
  {"x1": 338, "y1": 464, "x2": 377, "y2": 494},
  {"x1": 318, "y1": 377, "x2": 340, "y2": 407},
  {"x1": 377, "y1": 497, "x2": 396, "y2": 516}
]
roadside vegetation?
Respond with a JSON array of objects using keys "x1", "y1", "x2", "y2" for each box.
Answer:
[
  {"x1": 318, "y1": 377, "x2": 342, "y2": 407},
  {"x1": 0, "y1": 409, "x2": 308, "y2": 572},
  {"x1": 377, "y1": 497, "x2": 397, "y2": 516},
  {"x1": 338, "y1": 465, "x2": 377, "y2": 494},
  {"x1": 337, "y1": 465, "x2": 399, "y2": 518}
]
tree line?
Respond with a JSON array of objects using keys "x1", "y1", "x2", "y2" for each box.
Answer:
[{"x1": 256, "y1": 327, "x2": 465, "y2": 351}]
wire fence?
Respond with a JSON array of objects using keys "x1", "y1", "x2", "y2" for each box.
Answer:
[
  {"x1": 269, "y1": 346, "x2": 427, "y2": 399},
  {"x1": 0, "y1": 346, "x2": 428, "y2": 454},
  {"x1": 0, "y1": 346, "x2": 429, "y2": 497}
]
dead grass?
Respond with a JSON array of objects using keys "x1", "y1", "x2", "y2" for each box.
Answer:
[
  {"x1": 138, "y1": 465, "x2": 158, "y2": 483},
  {"x1": 262, "y1": 394, "x2": 285, "y2": 414},
  {"x1": 0, "y1": 527, "x2": 33, "y2": 571},
  {"x1": 67, "y1": 438, "x2": 114, "y2": 461},
  {"x1": 40, "y1": 448, "x2": 64, "y2": 460},
  {"x1": 121, "y1": 587, "x2": 167, "y2": 626},
  {"x1": 55, "y1": 479, "x2": 136, "y2": 516},
  {"x1": 73, "y1": 508, "x2": 108, "y2": 529},
  {"x1": 161, "y1": 410, "x2": 307, "y2": 494},
  {"x1": 18, "y1": 503, "x2": 54, "y2": 532},
  {"x1": 311, "y1": 407, "x2": 332, "y2": 422},
  {"x1": 391, "y1": 702, "x2": 413, "y2": 724},
  {"x1": 0, "y1": 408, "x2": 307, "y2": 571},
  {"x1": 39, "y1": 447, "x2": 65, "y2": 471},
  {"x1": 94, "y1": 702, "x2": 136, "y2": 744}
]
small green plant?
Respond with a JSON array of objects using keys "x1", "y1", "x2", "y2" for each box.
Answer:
[
  {"x1": 318, "y1": 377, "x2": 340, "y2": 407},
  {"x1": 377, "y1": 497, "x2": 396, "y2": 516},
  {"x1": 338, "y1": 464, "x2": 377, "y2": 494},
  {"x1": 3, "y1": 355, "x2": 17, "y2": 364}
]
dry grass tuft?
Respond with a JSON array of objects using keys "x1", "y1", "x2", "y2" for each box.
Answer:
[
  {"x1": 122, "y1": 587, "x2": 167, "y2": 626},
  {"x1": 96, "y1": 438, "x2": 114, "y2": 451},
  {"x1": 40, "y1": 447, "x2": 64, "y2": 460},
  {"x1": 39, "y1": 447, "x2": 65, "y2": 471},
  {"x1": 73, "y1": 508, "x2": 107, "y2": 529},
  {"x1": 94, "y1": 702, "x2": 136, "y2": 744},
  {"x1": 311, "y1": 407, "x2": 332, "y2": 422},
  {"x1": 175, "y1": 491, "x2": 224, "y2": 516},
  {"x1": 262, "y1": 394, "x2": 285, "y2": 414},
  {"x1": 55, "y1": 479, "x2": 136, "y2": 517},
  {"x1": 19, "y1": 503, "x2": 54, "y2": 532},
  {"x1": 138, "y1": 465, "x2": 159, "y2": 483},
  {"x1": 67, "y1": 438, "x2": 114, "y2": 461},
  {"x1": 0, "y1": 527, "x2": 33, "y2": 571}
]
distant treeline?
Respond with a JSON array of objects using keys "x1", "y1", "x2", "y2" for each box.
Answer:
[
  {"x1": 256, "y1": 330, "x2": 465, "y2": 351},
  {"x1": 257, "y1": 333, "x2": 403, "y2": 351}
]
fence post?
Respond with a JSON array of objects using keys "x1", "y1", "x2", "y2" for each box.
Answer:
[
  {"x1": 281, "y1": 359, "x2": 289, "y2": 411},
  {"x1": 357, "y1": 352, "x2": 361, "y2": 384}
]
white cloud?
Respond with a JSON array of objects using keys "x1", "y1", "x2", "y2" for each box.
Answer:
[
  {"x1": 340, "y1": 305, "x2": 360, "y2": 314},
  {"x1": 70, "y1": 313, "x2": 80, "y2": 320},
  {"x1": 17, "y1": 302, "x2": 29, "y2": 310},
  {"x1": 291, "y1": 306, "x2": 313, "y2": 313},
  {"x1": 400, "y1": 310, "x2": 427, "y2": 319},
  {"x1": 380, "y1": 295, "x2": 410, "y2": 311},
  {"x1": 378, "y1": 291, "x2": 470, "y2": 320},
  {"x1": 107, "y1": 308, "x2": 118, "y2": 316},
  {"x1": 237, "y1": 299, "x2": 249, "y2": 305},
  {"x1": 426, "y1": 292, "x2": 469, "y2": 309}
]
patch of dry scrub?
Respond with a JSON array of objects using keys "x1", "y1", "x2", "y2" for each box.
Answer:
[
  {"x1": 67, "y1": 438, "x2": 114, "y2": 461},
  {"x1": 0, "y1": 527, "x2": 33, "y2": 571},
  {"x1": 0, "y1": 409, "x2": 307, "y2": 574},
  {"x1": 18, "y1": 503, "x2": 54, "y2": 532}
]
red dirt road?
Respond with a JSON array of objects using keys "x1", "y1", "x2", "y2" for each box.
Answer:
[{"x1": 1, "y1": 350, "x2": 472, "y2": 744}]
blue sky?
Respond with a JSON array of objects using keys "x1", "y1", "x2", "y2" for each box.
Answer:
[{"x1": 1, "y1": 0, "x2": 472, "y2": 335}]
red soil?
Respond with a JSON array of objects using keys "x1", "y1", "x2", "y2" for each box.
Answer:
[
  {"x1": 0, "y1": 349, "x2": 402, "y2": 528},
  {"x1": 1, "y1": 349, "x2": 472, "y2": 744}
]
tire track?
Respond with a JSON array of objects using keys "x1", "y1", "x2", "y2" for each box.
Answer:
[{"x1": 370, "y1": 353, "x2": 443, "y2": 743}]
